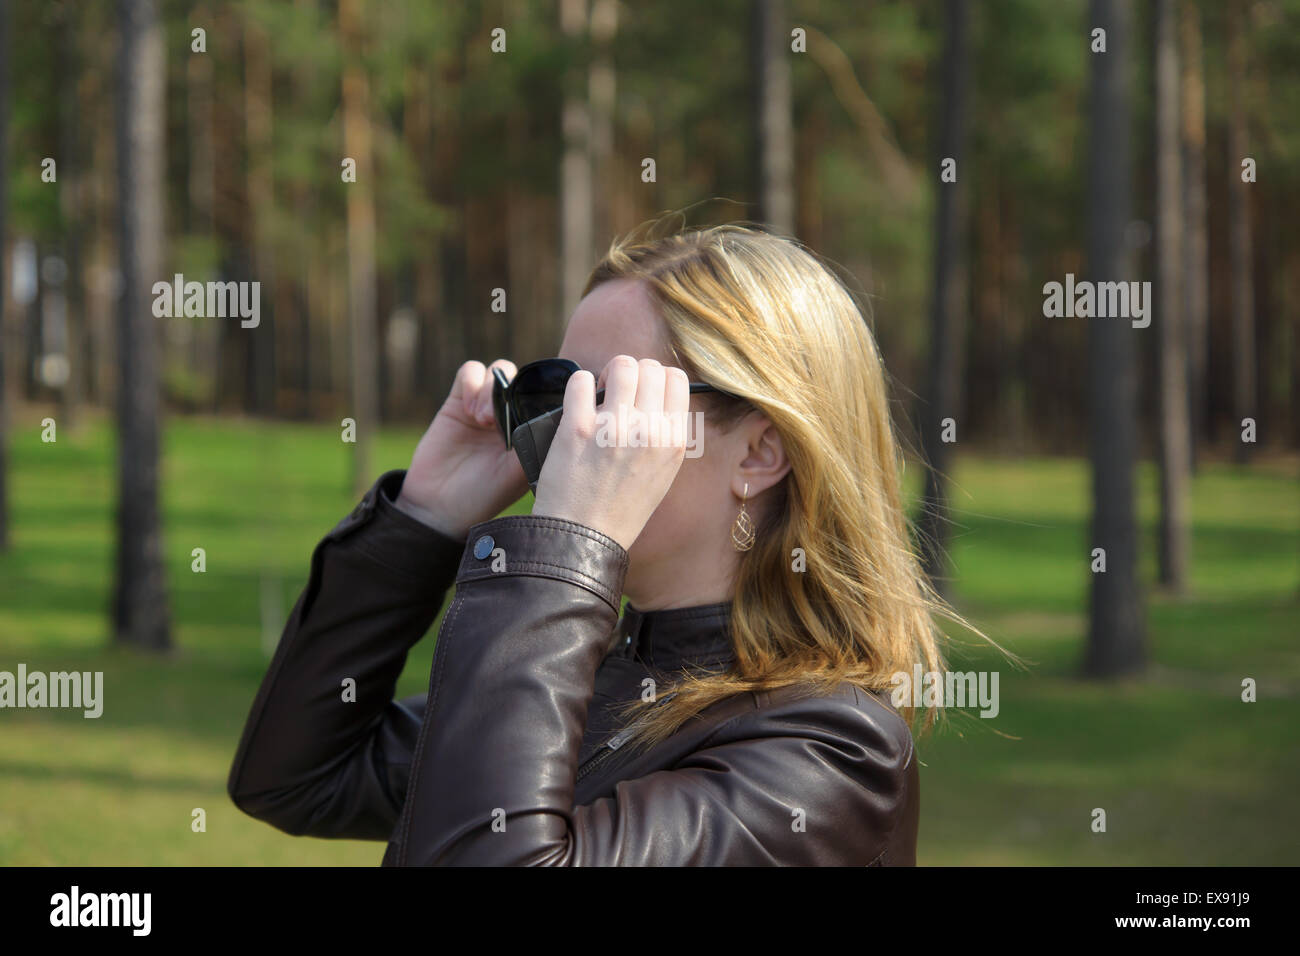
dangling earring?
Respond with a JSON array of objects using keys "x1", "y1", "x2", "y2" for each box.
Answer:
[{"x1": 732, "y1": 482, "x2": 755, "y2": 552}]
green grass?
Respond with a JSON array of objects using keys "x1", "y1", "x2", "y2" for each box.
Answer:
[
  {"x1": 0, "y1": 413, "x2": 1296, "y2": 864},
  {"x1": 913, "y1": 456, "x2": 1300, "y2": 864}
]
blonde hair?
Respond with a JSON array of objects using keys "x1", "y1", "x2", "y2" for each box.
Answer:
[{"x1": 583, "y1": 217, "x2": 1006, "y2": 753}]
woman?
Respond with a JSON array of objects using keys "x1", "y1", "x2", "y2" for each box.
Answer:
[{"x1": 227, "y1": 220, "x2": 964, "y2": 865}]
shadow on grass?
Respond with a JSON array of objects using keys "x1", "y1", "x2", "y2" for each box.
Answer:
[{"x1": 0, "y1": 758, "x2": 215, "y2": 795}]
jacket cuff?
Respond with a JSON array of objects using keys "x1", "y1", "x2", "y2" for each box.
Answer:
[
  {"x1": 326, "y1": 469, "x2": 469, "y2": 584},
  {"x1": 456, "y1": 514, "x2": 629, "y2": 612}
]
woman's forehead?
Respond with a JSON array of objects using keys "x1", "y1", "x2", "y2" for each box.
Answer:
[{"x1": 558, "y1": 279, "x2": 675, "y2": 372}]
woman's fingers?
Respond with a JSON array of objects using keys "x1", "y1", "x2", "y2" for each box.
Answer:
[
  {"x1": 598, "y1": 355, "x2": 640, "y2": 417},
  {"x1": 664, "y1": 366, "x2": 690, "y2": 449},
  {"x1": 534, "y1": 354, "x2": 691, "y2": 550},
  {"x1": 448, "y1": 358, "x2": 516, "y2": 428},
  {"x1": 589, "y1": 354, "x2": 692, "y2": 446},
  {"x1": 562, "y1": 368, "x2": 597, "y2": 438},
  {"x1": 633, "y1": 359, "x2": 666, "y2": 412},
  {"x1": 449, "y1": 360, "x2": 487, "y2": 411},
  {"x1": 630, "y1": 359, "x2": 662, "y2": 446},
  {"x1": 664, "y1": 366, "x2": 689, "y2": 415}
]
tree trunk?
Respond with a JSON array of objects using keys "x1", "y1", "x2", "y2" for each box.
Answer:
[
  {"x1": 796, "y1": 104, "x2": 827, "y2": 249},
  {"x1": 1180, "y1": 1, "x2": 1209, "y2": 472},
  {"x1": 559, "y1": 0, "x2": 593, "y2": 321},
  {"x1": 429, "y1": 47, "x2": 466, "y2": 404},
  {"x1": 59, "y1": 3, "x2": 84, "y2": 433},
  {"x1": 1155, "y1": 0, "x2": 1190, "y2": 594},
  {"x1": 212, "y1": 7, "x2": 244, "y2": 413},
  {"x1": 292, "y1": 0, "x2": 319, "y2": 416},
  {"x1": 404, "y1": 63, "x2": 437, "y2": 404},
  {"x1": 81, "y1": 9, "x2": 115, "y2": 408},
  {"x1": 244, "y1": 11, "x2": 275, "y2": 415},
  {"x1": 1227, "y1": 0, "x2": 1256, "y2": 464},
  {"x1": 754, "y1": 0, "x2": 795, "y2": 237},
  {"x1": 340, "y1": 0, "x2": 379, "y2": 496},
  {"x1": 431, "y1": 85, "x2": 463, "y2": 403},
  {"x1": 113, "y1": 0, "x2": 171, "y2": 651},
  {"x1": 589, "y1": 0, "x2": 618, "y2": 249},
  {"x1": 1084, "y1": 0, "x2": 1144, "y2": 677},
  {"x1": 1294, "y1": 251, "x2": 1300, "y2": 451},
  {"x1": 188, "y1": 1, "x2": 217, "y2": 409},
  {"x1": 508, "y1": 108, "x2": 537, "y2": 362},
  {"x1": 0, "y1": 0, "x2": 9, "y2": 552},
  {"x1": 918, "y1": 0, "x2": 971, "y2": 596}
]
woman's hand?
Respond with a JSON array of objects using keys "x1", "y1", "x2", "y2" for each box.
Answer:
[
  {"x1": 531, "y1": 355, "x2": 690, "y2": 551},
  {"x1": 395, "y1": 359, "x2": 529, "y2": 540}
]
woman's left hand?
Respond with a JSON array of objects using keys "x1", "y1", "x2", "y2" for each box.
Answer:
[{"x1": 531, "y1": 355, "x2": 690, "y2": 551}]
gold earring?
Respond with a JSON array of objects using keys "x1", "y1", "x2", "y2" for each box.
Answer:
[{"x1": 732, "y1": 482, "x2": 755, "y2": 552}]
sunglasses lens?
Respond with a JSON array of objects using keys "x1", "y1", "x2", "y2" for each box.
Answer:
[{"x1": 513, "y1": 362, "x2": 576, "y2": 424}]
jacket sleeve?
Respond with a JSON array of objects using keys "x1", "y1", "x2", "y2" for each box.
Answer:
[
  {"x1": 387, "y1": 513, "x2": 915, "y2": 866},
  {"x1": 227, "y1": 469, "x2": 469, "y2": 840}
]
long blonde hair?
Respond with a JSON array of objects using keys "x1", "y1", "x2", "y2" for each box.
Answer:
[{"x1": 586, "y1": 218, "x2": 996, "y2": 752}]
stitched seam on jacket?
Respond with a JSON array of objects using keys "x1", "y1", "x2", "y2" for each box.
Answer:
[
  {"x1": 395, "y1": 590, "x2": 464, "y2": 864},
  {"x1": 682, "y1": 704, "x2": 871, "y2": 865},
  {"x1": 683, "y1": 693, "x2": 765, "y2": 755},
  {"x1": 493, "y1": 515, "x2": 627, "y2": 560},
  {"x1": 227, "y1": 536, "x2": 329, "y2": 802},
  {"x1": 856, "y1": 686, "x2": 917, "y2": 766},
  {"x1": 853, "y1": 685, "x2": 911, "y2": 864},
  {"x1": 702, "y1": 692, "x2": 906, "y2": 865},
  {"x1": 459, "y1": 561, "x2": 619, "y2": 609}
]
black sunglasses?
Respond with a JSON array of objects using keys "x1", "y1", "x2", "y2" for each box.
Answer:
[{"x1": 491, "y1": 357, "x2": 728, "y2": 449}]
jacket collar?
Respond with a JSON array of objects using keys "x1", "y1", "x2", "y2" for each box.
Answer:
[{"x1": 615, "y1": 601, "x2": 736, "y2": 671}]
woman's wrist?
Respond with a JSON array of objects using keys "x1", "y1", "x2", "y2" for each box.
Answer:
[{"x1": 393, "y1": 487, "x2": 468, "y2": 540}]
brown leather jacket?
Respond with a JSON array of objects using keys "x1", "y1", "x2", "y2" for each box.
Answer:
[{"x1": 227, "y1": 469, "x2": 920, "y2": 865}]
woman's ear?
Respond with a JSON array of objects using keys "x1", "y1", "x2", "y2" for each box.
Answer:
[{"x1": 732, "y1": 415, "x2": 791, "y2": 498}]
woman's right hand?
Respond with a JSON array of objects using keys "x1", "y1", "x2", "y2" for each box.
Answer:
[{"x1": 394, "y1": 359, "x2": 529, "y2": 540}]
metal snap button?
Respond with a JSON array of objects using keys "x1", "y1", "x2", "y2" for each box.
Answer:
[{"x1": 473, "y1": 534, "x2": 495, "y2": 560}]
